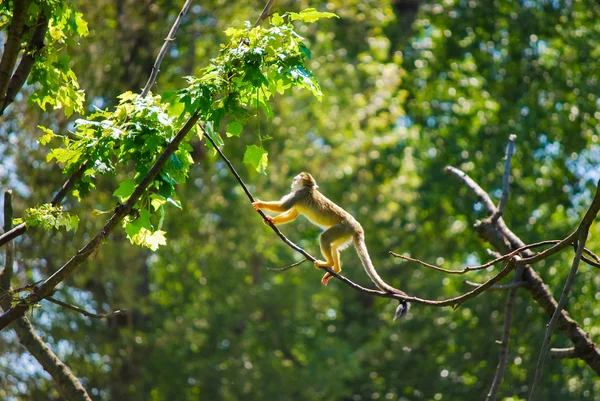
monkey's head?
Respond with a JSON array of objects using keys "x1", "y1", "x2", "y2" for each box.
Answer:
[{"x1": 291, "y1": 172, "x2": 318, "y2": 191}]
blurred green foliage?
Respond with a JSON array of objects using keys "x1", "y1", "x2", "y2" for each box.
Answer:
[{"x1": 1, "y1": 0, "x2": 600, "y2": 400}]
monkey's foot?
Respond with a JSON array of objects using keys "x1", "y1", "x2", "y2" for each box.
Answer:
[
  {"x1": 314, "y1": 260, "x2": 332, "y2": 269},
  {"x1": 252, "y1": 201, "x2": 262, "y2": 211},
  {"x1": 321, "y1": 273, "x2": 333, "y2": 286},
  {"x1": 263, "y1": 216, "x2": 273, "y2": 225}
]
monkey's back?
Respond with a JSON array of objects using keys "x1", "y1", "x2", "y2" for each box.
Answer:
[{"x1": 296, "y1": 189, "x2": 363, "y2": 233}]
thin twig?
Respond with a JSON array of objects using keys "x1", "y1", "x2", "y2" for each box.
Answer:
[
  {"x1": 0, "y1": 191, "x2": 14, "y2": 293},
  {"x1": 464, "y1": 280, "x2": 526, "y2": 291},
  {"x1": 268, "y1": 258, "x2": 307, "y2": 271},
  {"x1": 485, "y1": 275, "x2": 518, "y2": 401},
  {"x1": 389, "y1": 240, "x2": 558, "y2": 275},
  {"x1": 491, "y1": 134, "x2": 516, "y2": 223},
  {"x1": 486, "y1": 135, "x2": 520, "y2": 401},
  {"x1": 140, "y1": 0, "x2": 194, "y2": 97},
  {"x1": 46, "y1": 297, "x2": 126, "y2": 319},
  {"x1": 529, "y1": 181, "x2": 600, "y2": 401}
]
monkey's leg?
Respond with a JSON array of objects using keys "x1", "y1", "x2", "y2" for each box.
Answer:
[
  {"x1": 321, "y1": 237, "x2": 352, "y2": 286},
  {"x1": 316, "y1": 224, "x2": 352, "y2": 285}
]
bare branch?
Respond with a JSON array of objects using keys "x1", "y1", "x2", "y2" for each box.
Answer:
[
  {"x1": 446, "y1": 166, "x2": 600, "y2": 375},
  {"x1": 550, "y1": 347, "x2": 579, "y2": 359},
  {"x1": 13, "y1": 317, "x2": 93, "y2": 401},
  {"x1": 485, "y1": 277, "x2": 518, "y2": 401},
  {"x1": 464, "y1": 280, "x2": 526, "y2": 291},
  {"x1": 0, "y1": 15, "x2": 48, "y2": 114},
  {"x1": 390, "y1": 240, "x2": 559, "y2": 275},
  {"x1": 254, "y1": 0, "x2": 277, "y2": 27},
  {"x1": 491, "y1": 134, "x2": 516, "y2": 223},
  {"x1": 478, "y1": 136, "x2": 520, "y2": 401},
  {"x1": 0, "y1": 191, "x2": 14, "y2": 292},
  {"x1": 1, "y1": 191, "x2": 91, "y2": 400},
  {"x1": 140, "y1": 0, "x2": 194, "y2": 98},
  {"x1": 529, "y1": 181, "x2": 600, "y2": 401},
  {"x1": 0, "y1": 0, "x2": 31, "y2": 111},
  {"x1": 46, "y1": 297, "x2": 126, "y2": 319},
  {"x1": 268, "y1": 258, "x2": 307, "y2": 272}
]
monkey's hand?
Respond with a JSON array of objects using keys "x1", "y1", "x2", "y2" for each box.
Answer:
[
  {"x1": 252, "y1": 201, "x2": 263, "y2": 211},
  {"x1": 263, "y1": 215, "x2": 274, "y2": 225}
]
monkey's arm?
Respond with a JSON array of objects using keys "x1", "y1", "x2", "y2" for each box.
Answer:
[
  {"x1": 270, "y1": 208, "x2": 299, "y2": 225},
  {"x1": 252, "y1": 200, "x2": 287, "y2": 213}
]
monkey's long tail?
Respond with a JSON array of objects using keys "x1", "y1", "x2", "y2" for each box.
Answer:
[{"x1": 353, "y1": 232, "x2": 410, "y2": 320}]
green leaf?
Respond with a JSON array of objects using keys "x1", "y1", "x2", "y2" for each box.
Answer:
[
  {"x1": 271, "y1": 13, "x2": 284, "y2": 26},
  {"x1": 113, "y1": 179, "x2": 136, "y2": 201},
  {"x1": 226, "y1": 120, "x2": 243, "y2": 137},
  {"x1": 288, "y1": 8, "x2": 338, "y2": 23},
  {"x1": 298, "y1": 43, "x2": 312, "y2": 60},
  {"x1": 143, "y1": 230, "x2": 167, "y2": 251},
  {"x1": 150, "y1": 194, "x2": 167, "y2": 211},
  {"x1": 69, "y1": 215, "x2": 80, "y2": 231},
  {"x1": 169, "y1": 154, "x2": 184, "y2": 171},
  {"x1": 38, "y1": 126, "x2": 55, "y2": 145},
  {"x1": 124, "y1": 210, "x2": 153, "y2": 239},
  {"x1": 47, "y1": 148, "x2": 81, "y2": 165},
  {"x1": 243, "y1": 145, "x2": 268, "y2": 174}
]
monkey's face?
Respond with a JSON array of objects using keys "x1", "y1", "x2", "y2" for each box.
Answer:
[{"x1": 291, "y1": 172, "x2": 318, "y2": 191}]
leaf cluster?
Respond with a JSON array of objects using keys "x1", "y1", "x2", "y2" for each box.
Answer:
[
  {"x1": 39, "y1": 9, "x2": 336, "y2": 250},
  {"x1": 13, "y1": 203, "x2": 79, "y2": 232},
  {"x1": 4, "y1": 0, "x2": 90, "y2": 117}
]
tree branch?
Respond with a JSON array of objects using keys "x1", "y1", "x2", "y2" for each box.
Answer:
[
  {"x1": 0, "y1": 111, "x2": 201, "y2": 330},
  {"x1": 464, "y1": 280, "x2": 526, "y2": 291},
  {"x1": 529, "y1": 180, "x2": 600, "y2": 401},
  {"x1": 550, "y1": 347, "x2": 579, "y2": 359},
  {"x1": 1, "y1": 189, "x2": 91, "y2": 400},
  {"x1": 0, "y1": 0, "x2": 31, "y2": 111},
  {"x1": 0, "y1": 191, "x2": 14, "y2": 292},
  {"x1": 390, "y1": 240, "x2": 558, "y2": 275},
  {"x1": 268, "y1": 258, "x2": 307, "y2": 271},
  {"x1": 254, "y1": 0, "x2": 277, "y2": 27},
  {"x1": 13, "y1": 317, "x2": 93, "y2": 401},
  {"x1": 491, "y1": 134, "x2": 516, "y2": 223},
  {"x1": 0, "y1": 14, "x2": 48, "y2": 114},
  {"x1": 486, "y1": 135, "x2": 520, "y2": 401},
  {"x1": 201, "y1": 129, "x2": 532, "y2": 310},
  {"x1": 140, "y1": 0, "x2": 194, "y2": 97},
  {"x1": 0, "y1": 162, "x2": 87, "y2": 248},
  {"x1": 485, "y1": 272, "x2": 518, "y2": 401},
  {"x1": 45, "y1": 296, "x2": 126, "y2": 319},
  {"x1": 446, "y1": 166, "x2": 600, "y2": 375},
  {"x1": 0, "y1": 0, "x2": 190, "y2": 249}
]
